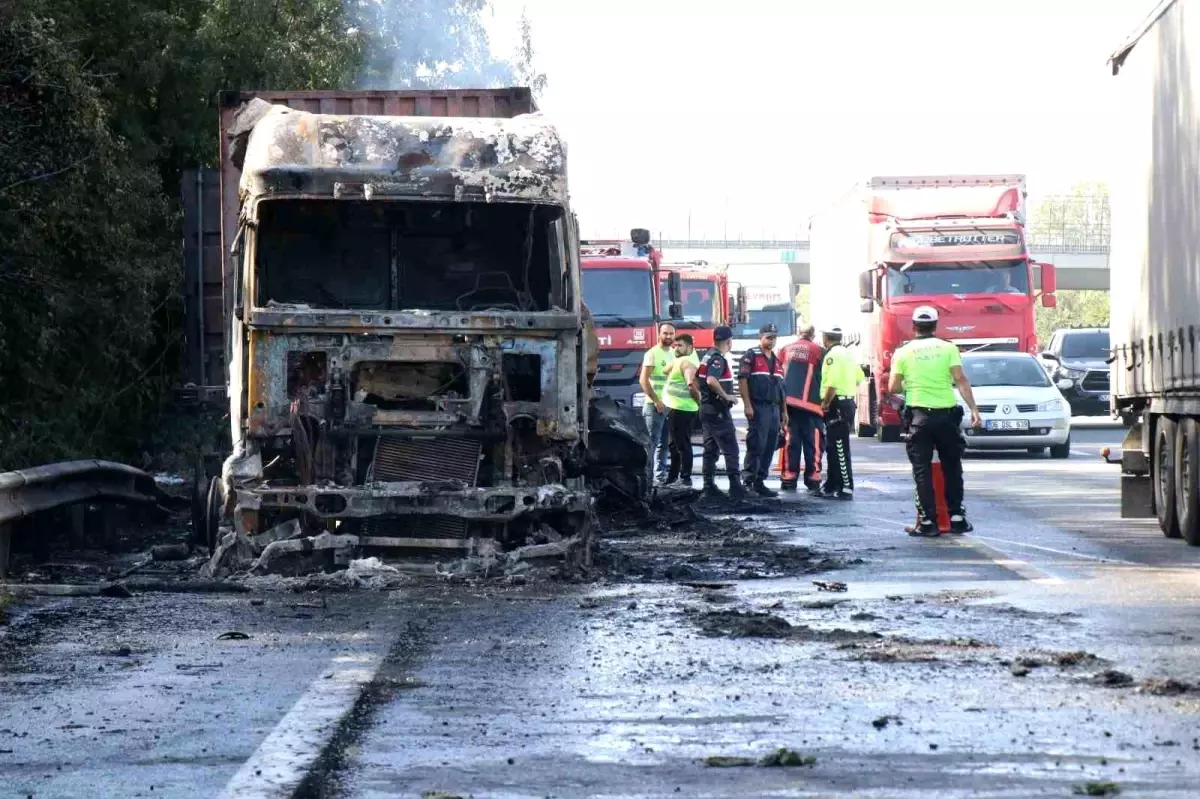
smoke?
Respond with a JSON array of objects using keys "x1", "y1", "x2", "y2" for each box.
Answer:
[{"x1": 345, "y1": 0, "x2": 538, "y2": 91}]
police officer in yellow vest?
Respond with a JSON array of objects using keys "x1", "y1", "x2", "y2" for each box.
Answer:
[
  {"x1": 888, "y1": 306, "x2": 983, "y2": 537},
  {"x1": 638, "y1": 322, "x2": 676, "y2": 480},
  {"x1": 662, "y1": 333, "x2": 702, "y2": 486},
  {"x1": 819, "y1": 325, "x2": 865, "y2": 500}
]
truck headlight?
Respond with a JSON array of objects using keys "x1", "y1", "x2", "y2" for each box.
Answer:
[
  {"x1": 1038, "y1": 399, "x2": 1064, "y2": 412},
  {"x1": 632, "y1": 392, "x2": 647, "y2": 409},
  {"x1": 1059, "y1": 367, "x2": 1085, "y2": 380}
]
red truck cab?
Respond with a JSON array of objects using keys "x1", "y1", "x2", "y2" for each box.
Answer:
[
  {"x1": 580, "y1": 231, "x2": 682, "y2": 407},
  {"x1": 657, "y1": 261, "x2": 742, "y2": 353},
  {"x1": 810, "y1": 175, "x2": 1058, "y2": 442}
]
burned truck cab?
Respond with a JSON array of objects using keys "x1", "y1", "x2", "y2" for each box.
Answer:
[{"x1": 216, "y1": 99, "x2": 592, "y2": 552}]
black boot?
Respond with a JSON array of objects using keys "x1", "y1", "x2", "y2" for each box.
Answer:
[
  {"x1": 909, "y1": 518, "x2": 940, "y2": 537},
  {"x1": 753, "y1": 480, "x2": 778, "y2": 498},
  {"x1": 727, "y1": 467, "x2": 748, "y2": 500},
  {"x1": 780, "y1": 479, "x2": 798, "y2": 492}
]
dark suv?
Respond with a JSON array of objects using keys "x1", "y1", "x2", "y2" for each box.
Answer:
[{"x1": 1039, "y1": 328, "x2": 1110, "y2": 416}]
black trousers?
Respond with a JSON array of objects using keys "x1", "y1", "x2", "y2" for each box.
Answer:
[
  {"x1": 667, "y1": 408, "x2": 697, "y2": 480},
  {"x1": 823, "y1": 398, "x2": 856, "y2": 494},
  {"x1": 784, "y1": 409, "x2": 824, "y2": 486},
  {"x1": 700, "y1": 404, "x2": 740, "y2": 483},
  {"x1": 905, "y1": 406, "x2": 966, "y2": 520},
  {"x1": 743, "y1": 401, "x2": 781, "y2": 483}
]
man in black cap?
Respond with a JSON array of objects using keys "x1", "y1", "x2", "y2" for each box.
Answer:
[
  {"x1": 697, "y1": 325, "x2": 746, "y2": 499},
  {"x1": 738, "y1": 323, "x2": 785, "y2": 497}
]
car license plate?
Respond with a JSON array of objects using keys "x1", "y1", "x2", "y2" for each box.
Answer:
[
  {"x1": 1100, "y1": 395, "x2": 1110, "y2": 403},
  {"x1": 986, "y1": 419, "x2": 1029, "y2": 431}
]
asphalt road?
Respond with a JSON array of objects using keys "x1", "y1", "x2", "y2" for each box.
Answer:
[{"x1": 5, "y1": 416, "x2": 1200, "y2": 798}]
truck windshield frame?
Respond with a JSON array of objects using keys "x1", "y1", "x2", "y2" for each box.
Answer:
[
  {"x1": 886, "y1": 259, "x2": 1030, "y2": 298},
  {"x1": 735, "y1": 306, "x2": 795, "y2": 338},
  {"x1": 581, "y1": 267, "x2": 656, "y2": 322},
  {"x1": 251, "y1": 198, "x2": 566, "y2": 313},
  {"x1": 661, "y1": 279, "x2": 717, "y2": 324}
]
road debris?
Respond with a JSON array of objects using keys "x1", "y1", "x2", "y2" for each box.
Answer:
[
  {"x1": 1138, "y1": 677, "x2": 1196, "y2": 695},
  {"x1": 1091, "y1": 669, "x2": 1135, "y2": 687},
  {"x1": 703, "y1": 748, "x2": 816, "y2": 768},
  {"x1": 1074, "y1": 782, "x2": 1121, "y2": 796},
  {"x1": 813, "y1": 580, "x2": 847, "y2": 592},
  {"x1": 872, "y1": 715, "x2": 902, "y2": 729}
]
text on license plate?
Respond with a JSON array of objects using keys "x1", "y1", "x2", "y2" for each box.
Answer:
[
  {"x1": 1100, "y1": 395, "x2": 1110, "y2": 403},
  {"x1": 986, "y1": 419, "x2": 1029, "y2": 431}
]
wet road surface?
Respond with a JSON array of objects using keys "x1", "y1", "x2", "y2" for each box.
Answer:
[{"x1": 5, "y1": 418, "x2": 1200, "y2": 797}]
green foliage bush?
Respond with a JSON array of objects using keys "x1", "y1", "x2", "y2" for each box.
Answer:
[{"x1": 0, "y1": 0, "x2": 542, "y2": 470}]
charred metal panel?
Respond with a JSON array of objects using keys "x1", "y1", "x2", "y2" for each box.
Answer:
[
  {"x1": 370, "y1": 438, "x2": 482, "y2": 484},
  {"x1": 237, "y1": 105, "x2": 567, "y2": 206},
  {"x1": 180, "y1": 167, "x2": 226, "y2": 392}
]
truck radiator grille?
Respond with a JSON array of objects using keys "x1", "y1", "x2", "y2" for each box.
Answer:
[
  {"x1": 370, "y1": 437, "x2": 482, "y2": 485},
  {"x1": 359, "y1": 515, "x2": 469, "y2": 540},
  {"x1": 1082, "y1": 371, "x2": 1110, "y2": 391}
]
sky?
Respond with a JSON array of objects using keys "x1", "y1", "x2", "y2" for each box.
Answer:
[{"x1": 484, "y1": 0, "x2": 1162, "y2": 240}]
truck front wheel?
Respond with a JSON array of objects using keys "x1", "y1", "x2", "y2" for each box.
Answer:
[
  {"x1": 1155, "y1": 416, "x2": 1182, "y2": 539},
  {"x1": 1174, "y1": 417, "x2": 1200, "y2": 545}
]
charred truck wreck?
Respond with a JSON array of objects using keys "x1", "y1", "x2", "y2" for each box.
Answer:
[{"x1": 199, "y1": 90, "x2": 650, "y2": 562}]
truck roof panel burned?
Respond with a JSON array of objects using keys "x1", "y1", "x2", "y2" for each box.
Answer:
[{"x1": 235, "y1": 100, "x2": 568, "y2": 205}]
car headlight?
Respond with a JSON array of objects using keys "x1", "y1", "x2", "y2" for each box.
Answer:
[
  {"x1": 1038, "y1": 399, "x2": 1064, "y2": 412},
  {"x1": 632, "y1": 392, "x2": 647, "y2": 409},
  {"x1": 1058, "y1": 367, "x2": 1085, "y2": 380}
]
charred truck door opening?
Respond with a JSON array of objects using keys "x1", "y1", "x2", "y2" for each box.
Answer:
[{"x1": 217, "y1": 98, "x2": 598, "y2": 552}]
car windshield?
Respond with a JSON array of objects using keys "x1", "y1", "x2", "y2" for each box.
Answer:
[
  {"x1": 887, "y1": 260, "x2": 1029, "y2": 297},
  {"x1": 661, "y1": 279, "x2": 716, "y2": 324},
  {"x1": 581, "y1": 268, "x2": 655, "y2": 320},
  {"x1": 962, "y1": 355, "x2": 1052, "y2": 388},
  {"x1": 735, "y1": 306, "x2": 795, "y2": 338},
  {"x1": 1061, "y1": 331, "x2": 1109, "y2": 359}
]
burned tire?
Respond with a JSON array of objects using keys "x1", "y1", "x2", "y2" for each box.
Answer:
[
  {"x1": 1154, "y1": 416, "x2": 1182, "y2": 539},
  {"x1": 1174, "y1": 417, "x2": 1200, "y2": 546}
]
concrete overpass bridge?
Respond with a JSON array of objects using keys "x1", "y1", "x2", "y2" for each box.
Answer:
[{"x1": 652, "y1": 240, "x2": 1110, "y2": 290}]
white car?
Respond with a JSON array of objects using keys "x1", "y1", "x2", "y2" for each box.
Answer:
[{"x1": 957, "y1": 352, "x2": 1072, "y2": 458}]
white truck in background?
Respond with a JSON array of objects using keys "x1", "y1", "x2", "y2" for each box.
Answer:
[{"x1": 724, "y1": 264, "x2": 800, "y2": 370}]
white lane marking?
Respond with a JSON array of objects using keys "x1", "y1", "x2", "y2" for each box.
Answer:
[
  {"x1": 969, "y1": 535, "x2": 1139, "y2": 566},
  {"x1": 219, "y1": 651, "x2": 384, "y2": 798},
  {"x1": 950, "y1": 536, "x2": 1064, "y2": 585}
]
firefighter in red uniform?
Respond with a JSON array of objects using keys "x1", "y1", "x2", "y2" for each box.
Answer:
[{"x1": 777, "y1": 323, "x2": 825, "y2": 493}]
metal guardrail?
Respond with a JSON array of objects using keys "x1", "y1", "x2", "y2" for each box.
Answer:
[{"x1": 0, "y1": 460, "x2": 169, "y2": 577}]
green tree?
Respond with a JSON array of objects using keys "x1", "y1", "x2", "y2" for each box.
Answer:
[
  {"x1": 1035, "y1": 290, "x2": 1110, "y2": 346},
  {"x1": 1027, "y1": 181, "x2": 1110, "y2": 251},
  {"x1": 0, "y1": 0, "x2": 538, "y2": 469}
]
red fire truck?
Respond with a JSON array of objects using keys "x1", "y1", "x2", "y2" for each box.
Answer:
[
  {"x1": 657, "y1": 261, "x2": 744, "y2": 353},
  {"x1": 580, "y1": 230, "x2": 681, "y2": 407},
  {"x1": 809, "y1": 175, "x2": 1058, "y2": 442}
]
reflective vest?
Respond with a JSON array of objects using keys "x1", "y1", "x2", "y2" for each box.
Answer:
[
  {"x1": 778, "y1": 339, "x2": 824, "y2": 415},
  {"x1": 664, "y1": 351, "x2": 700, "y2": 412},
  {"x1": 643, "y1": 345, "x2": 675, "y2": 397}
]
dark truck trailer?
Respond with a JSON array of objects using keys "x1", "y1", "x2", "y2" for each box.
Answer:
[{"x1": 1107, "y1": 0, "x2": 1200, "y2": 545}]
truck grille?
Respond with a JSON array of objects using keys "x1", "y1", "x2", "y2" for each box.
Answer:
[
  {"x1": 1082, "y1": 371, "x2": 1109, "y2": 391},
  {"x1": 370, "y1": 437, "x2": 482, "y2": 485},
  {"x1": 359, "y1": 515, "x2": 470, "y2": 540}
]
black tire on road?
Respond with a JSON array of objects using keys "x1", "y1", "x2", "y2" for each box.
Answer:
[
  {"x1": 1050, "y1": 437, "x2": 1070, "y2": 459},
  {"x1": 1154, "y1": 416, "x2": 1182, "y2": 539},
  {"x1": 857, "y1": 385, "x2": 878, "y2": 438},
  {"x1": 1174, "y1": 417, "x2": 1200, "y2": 546},
  {"x1": 1027, "y1": 447, "x2": 1046, "y2": 456}
]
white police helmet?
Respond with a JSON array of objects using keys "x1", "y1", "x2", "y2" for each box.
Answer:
[{"x1": 912, "y1": 306, "x2": 939, "y2": 323}]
